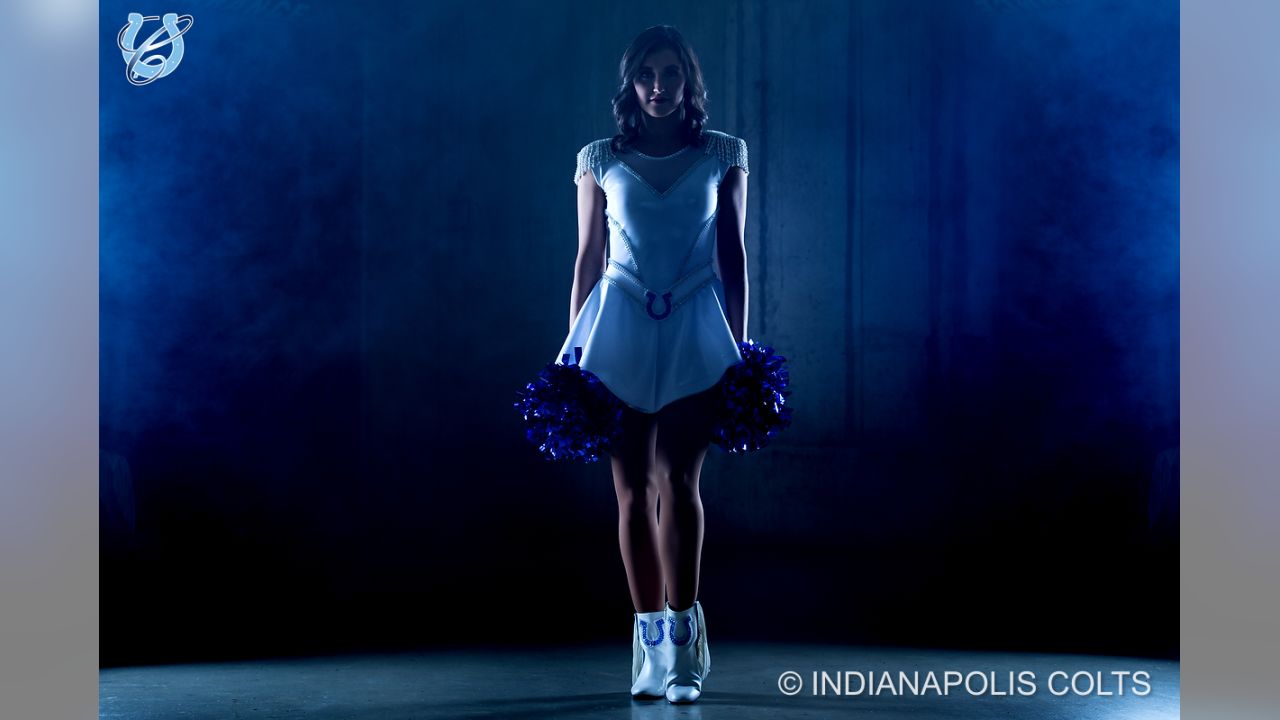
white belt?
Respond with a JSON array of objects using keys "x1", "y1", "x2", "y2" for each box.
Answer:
[{"x1": 602, "y1": 259, "x2": 717, "y2": 321}]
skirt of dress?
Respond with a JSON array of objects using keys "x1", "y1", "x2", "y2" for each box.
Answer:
[{"x1": 555, "y1": 275, "x2": 744, "y2": 414}]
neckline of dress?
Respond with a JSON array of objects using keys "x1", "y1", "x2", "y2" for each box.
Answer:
[{"x1": 631, "y1": 145, "x2": 692, "y2": 160}]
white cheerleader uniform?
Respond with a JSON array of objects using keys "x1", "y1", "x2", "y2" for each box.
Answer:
[{"x1": 557, "y1": 129, "x2": 749, "y2": 414}]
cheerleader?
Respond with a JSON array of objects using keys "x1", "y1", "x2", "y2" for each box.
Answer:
[
  {"x1": 516, "y1": 23, "x2": 791, "y2": 704},
  {"x1": 566, "y1": 24, "x2": 748, "y2": 704}
]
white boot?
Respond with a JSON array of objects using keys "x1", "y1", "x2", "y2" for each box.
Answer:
[
  {"x1": 664, "y1": 600, "x2": 710, "y2": 703},
  {"x1": 630, "y1": 609, "x2": 670, "y2": 698}
]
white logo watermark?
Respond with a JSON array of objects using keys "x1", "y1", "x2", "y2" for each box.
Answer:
[{"x1": 117, "y1": 13, "x2": 194, "y2": 86}]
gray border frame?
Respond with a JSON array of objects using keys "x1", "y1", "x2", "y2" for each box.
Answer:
[
  {"x1": 0, "y1": 1, "x2": 99, "y2": 718},
  {"x1": 1181, "y1": 1, "x2": 1280, "y2": 716}
]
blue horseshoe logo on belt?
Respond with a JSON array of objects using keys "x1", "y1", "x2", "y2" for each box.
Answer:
[{"x1": 645, "y1": 290, "x2": 673, "y2": 320}]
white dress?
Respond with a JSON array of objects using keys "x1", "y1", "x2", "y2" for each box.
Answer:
[{"x1": 556, "y1": 129, "x2": 749, "y2": 414}]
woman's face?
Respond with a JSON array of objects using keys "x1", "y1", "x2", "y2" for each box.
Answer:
[{"x1": 633, "y1": 46, "x2": 686, "y2": 119}]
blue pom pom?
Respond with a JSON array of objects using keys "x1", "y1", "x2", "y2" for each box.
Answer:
[
  {"x1": 514, "y1": 349, "x2": 624, "y2": 463},
  {"x1": 711, "y1": 339, "x2": 794, "y2": 453}
]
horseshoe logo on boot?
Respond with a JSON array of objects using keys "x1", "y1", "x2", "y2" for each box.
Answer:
[
  {"x1": 645, "y1": 290, "x2": 673, "y2": 320},
  {"x1": 669, "y1": 615, "x2": 693, "y2": 646},
  {"x1": 639, "y1": 618, "x2": 665, "y2": 647}
]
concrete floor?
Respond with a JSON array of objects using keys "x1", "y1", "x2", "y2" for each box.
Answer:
[{"x1": 100, "y1": 643, "x2": 1179, "y2": 719}]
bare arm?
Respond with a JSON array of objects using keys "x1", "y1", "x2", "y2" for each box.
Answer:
[
  {"x1": 570, "y1": 173, "x2": 607, "y2": 331},
  {"x1": 716, "y1": 166, "x2": 749, "y2": 344}
]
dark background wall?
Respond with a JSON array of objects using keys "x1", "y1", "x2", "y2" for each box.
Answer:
[{"x1": 100, "y1": 0, "x2": 1178, "y2": 667}]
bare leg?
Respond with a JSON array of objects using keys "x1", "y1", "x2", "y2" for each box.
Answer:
[
  {"x1": 610, "y1": 404, "x2": 663, "y2": 613},
  {"x1": 653, "y1": 385, "x2": 717, "y2": 611}
]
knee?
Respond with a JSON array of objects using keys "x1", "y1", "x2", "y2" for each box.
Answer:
[
  {"x1": 616, "y1": 483, "x2": 658, "y2": 516},
  {"x1": 656, "y1": 469, "x2": 700, "y2": 504}
]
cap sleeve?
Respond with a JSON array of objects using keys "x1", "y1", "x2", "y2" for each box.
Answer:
[
  {"x1": 704, "y1": 130, "x2": 749, "y2": 176},
  {"x1": 729, "y1": 137, "x2": 749, "y2": 175},
  {"x1": 573, "y1": 139, "x2": 613, "y2": 186}
]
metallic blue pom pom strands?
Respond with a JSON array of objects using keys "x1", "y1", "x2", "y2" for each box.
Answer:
[
  {"x1": 515, "y1": 340, "x2": 793, "y2": 462},
  {"x1": 512, "y1": 346, "x2": 624, "y2": 463},
  {"x1": 710, "y1": 339, "x2": 794, "y2": 453}
]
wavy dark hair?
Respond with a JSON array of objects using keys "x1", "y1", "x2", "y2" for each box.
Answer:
[{"x1": 610, "y1": 25, "x2": 710, "y2": 154}]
